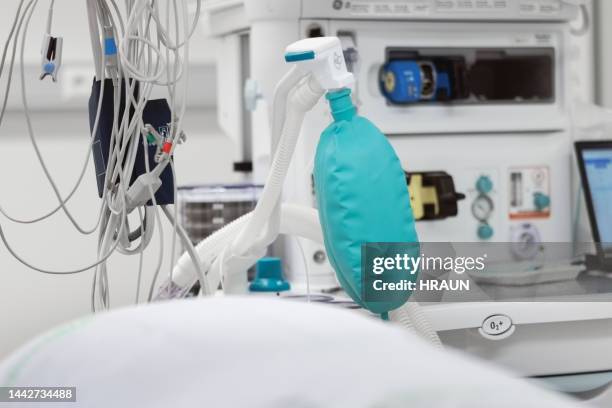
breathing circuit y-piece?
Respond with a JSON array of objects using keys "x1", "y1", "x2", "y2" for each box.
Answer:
[{"x1": 284, "y1": 37, "x2": 354, "y2": 90}]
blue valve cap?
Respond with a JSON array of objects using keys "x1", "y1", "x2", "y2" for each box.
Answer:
[
  {"x1": 476, "y1": 175, "x2": 493, "y2": 194},
  {"x1": 533, "y1": 192, "x2": 551, "y2": 211},
  {"x1": 249, "y1": 257, "x2": 290, "y2": 292},
  {"x1": 477, "y1": 223, "x2": 494, "y2": 240}
]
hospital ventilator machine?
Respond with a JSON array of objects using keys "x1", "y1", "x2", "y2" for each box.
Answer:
[
  {"x1": 166, "y1": 36, "x2": 423, "y2": 314},
  {"x1": 198, "y1": 0, "x2": 612, "y2": 402},
  {"x1": 206, "y1": 0, "x2": 593, "y2": 285}
]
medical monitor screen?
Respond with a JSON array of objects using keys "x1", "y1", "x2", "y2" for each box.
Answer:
[{"x1": 576, "y1": 141, "x2": 612, "y2": 250}]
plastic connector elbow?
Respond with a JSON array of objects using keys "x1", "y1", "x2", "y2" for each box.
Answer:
[
  {"x1": 284, "y1": 37, "x2": 354, "y2": 91},
  {"x1": 125, "y1": 162, "x2": 167, "y2": 209},
  {"x1": 125, "y1": 173, "x2": 162, "y2": 209}
]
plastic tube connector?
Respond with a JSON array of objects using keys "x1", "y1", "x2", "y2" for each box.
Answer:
[
  {"x1": 284, "y1": 37, "x2": 354, "y2": 90},
  {"x1": 327, "y1": 88, "x2": 356, "y2": 122}
]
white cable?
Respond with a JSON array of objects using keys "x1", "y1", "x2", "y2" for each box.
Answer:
[
  {"x1": 115, "y1": 206, "x2": 155, "y2": 255},
  {"x1": 161, "y1": 205, "x2": 208, "y2": 295},
  {"x1": 45, "y1": 0, "x2": 55, "y2": 34},
  {"x1": 0, "y1": 0, "x2": 129, "y2": 277},
  {"x1": 293, "y1": 236, "x2": 311, "y2": 302},
  {"x1": 0, "y1": 0, "x2": 197, "y2": 311},
  {"x1": 135, "y1": 206, "x2": 145, "y2": 303},
  {"x1": 0, "y1": 210, "x2": 127, "y2": 275},
  {"x1": 0, "y1": 1, "x2": 107, "y2": 229},
  {"x1": 0, "y1": 30, "x2": 107, "y2": 226},
  {"x1": 87, "y1": 0, "x2": 103, "y2": 78},
  {"x1": 0, "y1": 0, "x2": 26, "y2": 80},
  {"x1": 140, "y1": 133, "x2": 166, "y2": 303},
  {"x1": 145, "y1": 0, "x2": 201, "y2": 50},
  {"x1": 165, "y1": 0, "x2": 183, "y2": 287},
  {"x1": 18, "y1": 0, "x2": 108, "y2": 234}
]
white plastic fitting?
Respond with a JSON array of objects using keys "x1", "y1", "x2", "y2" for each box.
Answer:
[{"x1": 284, "y1": 37, "x2": 354, "y2": 90}]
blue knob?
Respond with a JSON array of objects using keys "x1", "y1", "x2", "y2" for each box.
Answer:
[
  {"x1": 476, "y1": 176, "x2": 493, "y2": 194},
  {"x1": 533, "y1": 192, "x2": 550, "y2": 211},
  {"x1": 249, "y1": 257, "x2": 290, "y2": 292},
  {"x1": 477, "y1": 223, "x2": 494, "y2": 240}
]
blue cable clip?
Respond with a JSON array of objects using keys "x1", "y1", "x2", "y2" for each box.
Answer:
[{"x1": 104, "y1": 37, "x2": 117, "y2": 56}]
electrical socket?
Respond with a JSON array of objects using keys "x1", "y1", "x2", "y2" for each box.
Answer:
[{"x1": 61, "y1": 67, "x2": 93, "y2": 100}]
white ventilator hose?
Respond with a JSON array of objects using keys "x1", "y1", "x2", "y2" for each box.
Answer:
[
  {"x1": 220, "y1": 74, "x2": 323, "y2": 291},
  {"x1": 271, "y1": 65, "x2": 304, "y2": 153},
  {"x1": 214, "y1": 67, "x2": 306, "y2": 292},
  {"x1": 168, "y1": 203, "x2": 322, "y2": 296},
  {"x1": 229, "y1": 75, "x2": 324, "y2": 259},
  {"x1": 389, "y1": 302, "x2": 443, "y2": 348},
  {"x1": 163, "y1": 74, "x2": 324, "y2": 294},
  {"x1": 258, "y1": 65, "x2": 305, "y2": 251}
]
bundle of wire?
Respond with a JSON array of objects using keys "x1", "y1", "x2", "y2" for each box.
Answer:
[{"x1": 0, "y1": 0, "x2": 205, "y2": 312}]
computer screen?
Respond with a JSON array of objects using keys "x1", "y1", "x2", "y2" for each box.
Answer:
[{"x1": 576, "y1": 141, "x2": 612, "y2": 249}]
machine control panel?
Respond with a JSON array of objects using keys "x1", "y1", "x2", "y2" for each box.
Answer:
[
  {"x1": 379, "y1": 46, "x2": 554, "y2": 106},
  {"x1": 306, "y1": 0, "x2": 576, "y2": 21},
  {"x1": 471, "y1": 173, "x2": 496, "y2": 240},
  {"x1": 479, "y1": 314, "x2": 516, "y2": 340}
]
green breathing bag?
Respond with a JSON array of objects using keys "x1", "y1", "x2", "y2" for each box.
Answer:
[{"x1": 313, "y1": 88, "x2": 419, "y2": 315}]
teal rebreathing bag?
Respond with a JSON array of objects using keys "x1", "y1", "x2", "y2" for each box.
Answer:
[{"x1": 314, "y1": 88, "x2": 419, "y2": 314}]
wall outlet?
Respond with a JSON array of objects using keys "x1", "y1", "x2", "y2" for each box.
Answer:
[{"x1": 61, "y1": 67, "x2": 93, "y2": 100}]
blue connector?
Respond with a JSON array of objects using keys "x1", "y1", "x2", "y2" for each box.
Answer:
[
  {"x1": 380, "y1": 60, "x2": 452, "y2": 104},
  {"x1": 104, "y1": 37, "x2": 117, "y2": 56},
  {"x1": 249, "y1": 258, "x2": 290, "y2": 293}
]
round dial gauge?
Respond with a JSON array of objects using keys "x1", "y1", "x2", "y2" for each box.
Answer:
[
  {"x1": 471, "y1": 195, "x2": 494, "y2": 222},
  {"x1": 511, "y1": 223, "x2": 542, "y2": 260}
]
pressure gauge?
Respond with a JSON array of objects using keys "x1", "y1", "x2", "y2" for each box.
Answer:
[
  {"x1": 471, "y1": 195, "x2": 494, "y2": 222},
  {"x1": 511, "y1": 223, "x2": 542, "y2": 260}
]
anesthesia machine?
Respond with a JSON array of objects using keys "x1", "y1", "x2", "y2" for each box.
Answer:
[
  {"x1": 200, "y1": 0, "x2": 612, "y2": 402},
  {"x1": 206, "y1": 0, "x2": 592, "y2": 285}
]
